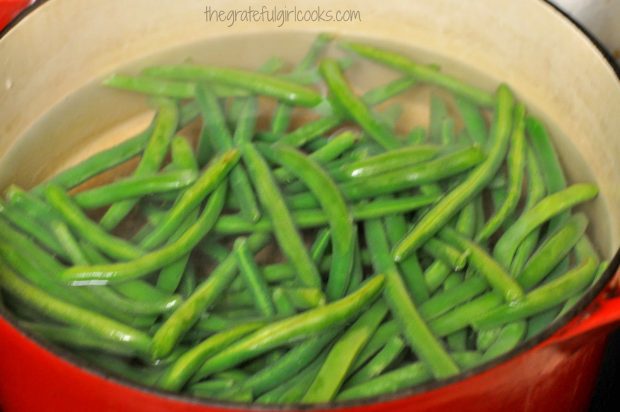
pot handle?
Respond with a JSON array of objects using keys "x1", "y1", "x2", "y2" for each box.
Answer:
[{"x1": 549, "y1": 267, "x2": 620, "y2": 344}]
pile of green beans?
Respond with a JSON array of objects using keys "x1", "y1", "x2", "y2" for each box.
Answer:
[{"x1": 0, "y1": 34, "x2": 606, "y2": 405}]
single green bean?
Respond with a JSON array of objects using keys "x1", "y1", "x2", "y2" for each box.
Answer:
[
  {"x1": 233, "y1": 237, "x2": 276, "y2": 317},
  {"x1": 441, "y1": 226, "x2": 524, "y2": 302},
  {"x1": 384, "y1": 213, "x2": 429, "y2": 304},
  {"x1": 429, "y1": 95, "x2": 448, "y2": 142},
  {"x1": 393, "y1": 84, "x2": 514, "y2": 261},
  {"x1": 342, "y1": 42, "x2": 494, "y2": 106},
  {"x1": 73, "y1": 170, "x2": 197, "y2": 208},
  {"x1": 319, "y1": 59, "x2": 400, "y2": 149},
  {"x1": 100, "y1": 98, "x2": 179, "y2": 230},
  {"x1": 455, "y1": 95, "x2": 488, "y2": 146},
  {"x1": 364, "y1": 218, "x2": 459, "y2": 378},
  {"x1": 429, "y1": 293, "x2": 503, "y2": 337},
  {"x1": 241, "y1": 143, "x2": 322, "y2": 289},
  {"x1": 476, "y1": 103, "x2": 526, "y2": 241},
  {"x1": 302, "y1": 300, "x2": 388, "y2": 402},
  {"x1": 143, "y1": 64, "x2": 322, "y2": 107},
  {"x1": 526, "y1": 115, "x2": 568, "y2": 234},
  {"x1": 260, "y1": 143, "x2": 354, "y2": 299}
]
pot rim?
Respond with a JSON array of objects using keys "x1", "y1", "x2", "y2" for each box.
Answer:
[{"x1": 1, "y1": 0, "x2": 619, "y2": 410}]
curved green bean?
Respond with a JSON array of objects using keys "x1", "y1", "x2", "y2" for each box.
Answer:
[
  {"x1": 143, "y1": 64, "x2": 322, "y2": 107},
  {"x1": 260, "y1": 143, "x2": 354, "y2": 299},
  {"x1": 393, "y1": 84, "x2": 514, "y2": 261},
  {"x1": 493, "y1": 184, "x2": 598, "y2": 268}
]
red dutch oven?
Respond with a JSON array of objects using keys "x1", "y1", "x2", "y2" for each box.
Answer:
[{"x1": 1, "y1": 0, "x2": 620, "y2": 411}]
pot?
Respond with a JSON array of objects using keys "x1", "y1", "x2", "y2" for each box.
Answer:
[{"x1": 0, "y1": 0, "x2": 619, "y2": 411}]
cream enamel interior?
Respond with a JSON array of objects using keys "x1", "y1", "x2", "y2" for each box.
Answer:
[{"x1": 0, "y1": 0, "x2": 618, "y2": 258}]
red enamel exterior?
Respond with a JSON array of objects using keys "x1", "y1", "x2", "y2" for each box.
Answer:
[{"x1": 1, "y1": 281, "x2": 619, "y2": 412}]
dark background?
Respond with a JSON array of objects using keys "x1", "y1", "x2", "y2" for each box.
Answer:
[{"x1": 590, "y1": 330, "x2": 620, "y2": 411}]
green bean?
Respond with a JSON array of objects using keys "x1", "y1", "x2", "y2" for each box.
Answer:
[
  {"x1": 273, "y1": 131, "x2": 360, "y2": 183},
  {"x1": 342, "y1": 42, "x2": 494, "y2": 107},
  {"x1": 310, "y1": 228, "x2": 332, "y2": 266},
  {"x1": 287, "y1": 146, "x2": 484, "y2": 208},
  {"x1": 73, "y1": 170, "x2": 197, "y2": 208},
  {"x1": 157, "y1": 321, "x2": 264, "y2": 391},
  {"x1": 103, "y1": 74, "x2": 252, "y2": 99},
  {"x1": 429, "y1": 293, "x2": 503, "y2": 337},
  {"x1": 19, "y1": 322, "x2": 138, "y2": 357},
  {"x1": 237, "y1": 332, "x2": 338, "y2": 396},
  {"x1": 455, "y1": 95, "x2": 488, "y2": 146},
  {"x1": 362, "y1": 77, "x2": 417, "y2": 105},
  {"x1": 241, "y1": 143, "x2": 321, "y2": 289},
  {"x1": 100, "y1": 98, "x2": 179, "y2": 230},
  {"x1": 154, "y1": 139, "x2": 201, "y2": 281},
  {"x1": 474, "y1": 257, "x2": 598, "y2": 329},
  {"x1": 419, "y1": 277, "x2": 488, "y2": 320},
  {"x1": 214, "y1": 193, "x2": 439, "y2": 235},
  {"x1": 481, "y1": 321, "x2": 527, "y2": 361},
  {"x1": 302, "y1": 300, "x2": 388, "y2": 402},
  {"x1": 509, "y1": 145, "x2": 547, "y2": 274},
  {"x1": 258, "y1": 352, "x2": 328, "y2": 404},
  {"x1": 347, "y1": 231, "x2": 364, "y2": 294},
  {"x1": 340, "y1": 145, "x2": 441, "y2": 179},
  {"x1": 393, "y1": 84, "x2": 514, "y2": 261},
  {"x1": 187, "y1": 379, "x2": 237, "y2": 398},
  {"x1": 60, "y1": 183, "x2": 227, "y2": 285},
  {"x1": 345, "y1": 336, "x2": 406, "y2": 388},
  {"x1": 278, "y1": 116, "x2": 341, "y2": 148},
  {"x1": 196, "y1": 85, "x2": 261, "y2": 222},
  {"x1": 143, "y1": 64, "x2": 322, "y2": 107},
  {"x1": 423, "y1": 261, "x2": 454, "y2": 294},
  {"x1": 150, "y1": 233, "x2": 271, "y2": 359},
  {"x1": 192, "y1": 275, "x2": 385, "y2": 380},
  {"x1": 526, "y1": 115, "x2": 568, "y2": 234},
  {"x1": 271, "y1": 34, "x2": 332, "y2": 134},
  {"x1": 233, "y1": 237, "x2": 276, "y2": 317},
  {"x1": 0, "y1": 260, "x2": 151, "y2": 355},
  {"x1": 272, "y1": 287, "x2": 296, "y2": 317},
  {"x1": 423, "y1": 238, "x2": 468, "y2": 271},
  {"x1": 139, "y1": 149, "x2": 240, "y2": 249},
  {"x1": 319, "y1": 59, "x2": 400, "y2": 149},
  {"x1": 407, "y1": 126, "x2": 427, "y2": 144},
  {"x1": 493, "y1": 184, "x2": 598, "y2": 268},
  {"x1": 477, "y1": 103, "x2": 526, "y2": 241},
  {"x1": 44, "y1": 185, "x2": 143, "y2": 261},
  {"x1": 156, "y1": 212, "x2": 199, "y2": 294},
  {"x1": 260, "y1": 143, "x2": 354, "y2": 299},
  {"x1": 517, "y1": 213, "x2": 588, "y2": 290},
  {"x1": 350, "y1": 320, "x2": 400, "y2": 373},
  {"x1": 0, "y1": 201, "x2": 67, "y2": 258},
  {"x1": 364, "y1": 219, "x2": 459, "y2": 378},
  {"x1": 384, "y1": 213, "x2": 429, "y2": 304},
  {"x1": 441, "y1": 227, "x2": 523, "y2": 302},
  {"x1": 429, "y1": 95, "x2": 448, "y2": 142}
]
